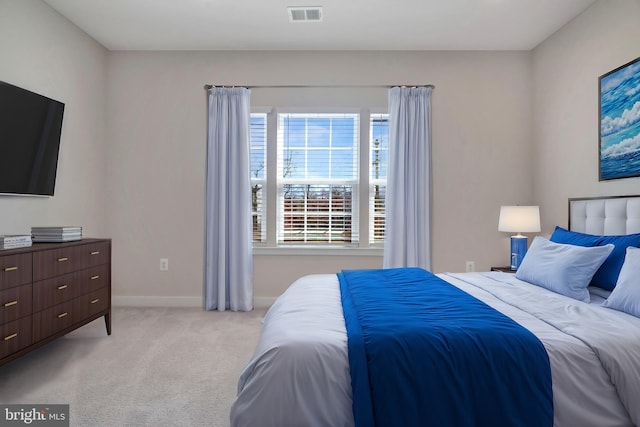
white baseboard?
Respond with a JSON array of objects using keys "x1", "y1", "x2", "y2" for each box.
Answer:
[{"x1": 112, "y1": 295, "x2": 276, "y2": 309}]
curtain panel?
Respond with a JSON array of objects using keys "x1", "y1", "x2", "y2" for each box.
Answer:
[
  {"x1": 383, "y1": 86, "x2": 432, "y2": 270},
  {"x1": 205, "y1": 87, "x2": 253, "y2": 311}
]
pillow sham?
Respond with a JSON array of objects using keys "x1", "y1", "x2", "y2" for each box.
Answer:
[
  {"x1": 603, "y1": 247, "x2": 640, "y2": 318},
  {"x1": 515, "y1": 236, "x2": 614, "y2": 302},
  {"x1": 549, "y1": 226, "x2": 640, "y2": 291}
]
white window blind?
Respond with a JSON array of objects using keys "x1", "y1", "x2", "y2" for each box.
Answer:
[
  {"x1": 277, "y1": 113, "x2": 359, "y2": 245},
  {"x1": 369, "y1": 113, "x2": 389, "y2": 245},
  {"x1": 250, "y1": 113, "x2": 266, "y2": 243}
]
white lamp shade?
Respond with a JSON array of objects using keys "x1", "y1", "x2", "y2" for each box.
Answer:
[{"x1": 498, "y1": 206, "x2": 541, "y2": 233}]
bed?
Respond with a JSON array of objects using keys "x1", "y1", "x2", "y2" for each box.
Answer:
[{"x1": 230, "y1": 195, "x2": 640, "y2": 427}]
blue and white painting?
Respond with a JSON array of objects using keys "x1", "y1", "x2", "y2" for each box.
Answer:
[{"x1": 600, "y1": 57, "x2": 640, "y2": 180}]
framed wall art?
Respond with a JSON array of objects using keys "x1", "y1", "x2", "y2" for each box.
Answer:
[{"x1": 599, "y1": 56, "x2": 640, "y2": 181}]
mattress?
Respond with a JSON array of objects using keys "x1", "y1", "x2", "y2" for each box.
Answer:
[{"x1": 230, "y1": 271, "x2": 640, "y2": 427}]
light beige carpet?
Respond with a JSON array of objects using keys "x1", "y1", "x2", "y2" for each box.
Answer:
[{"x1": 0, "y1": 306, "x2": 267, "y2": 427}]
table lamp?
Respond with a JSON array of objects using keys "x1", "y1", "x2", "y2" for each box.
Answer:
[{"x1": 498, "y1": 205, "x2": 541, "y2": 270}]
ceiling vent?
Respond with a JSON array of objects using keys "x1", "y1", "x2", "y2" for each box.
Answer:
[{"x1": 288, "y1": 6, "x2": 323, "y2": 22}]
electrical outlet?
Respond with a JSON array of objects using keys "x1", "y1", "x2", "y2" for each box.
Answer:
[
  {"x1": 465, "y1": 261, "x2": 475, "y2": 272},
  {"x1": 160, "y1": 258, "x2": 169, "y2": 271}
]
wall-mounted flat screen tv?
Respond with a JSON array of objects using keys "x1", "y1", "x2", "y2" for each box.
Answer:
[{"x1": 0, "y1": 81, "x2": 65, "y2": 196}]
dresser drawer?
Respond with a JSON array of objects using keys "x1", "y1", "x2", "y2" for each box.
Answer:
[
  {"x1": 78, "y1": 264, "x2": 109, "y2": 295},
  {"x1": 32, "y1": 272, "x2": 81, "y2": 312},
  {"x1": 0, "y1": 253, "x2": 32, "y2": 290},
  {"x1": 1, "y1": 317, "x2": 32, "y2": 359},
  {"x1": 33, "y1": 246, "x2": 80, "y2": 281},
  {"x1": 32, "y1": 300, "x2": 76, "y2": 342},
  {"x1": 0, "y1": 284, "x2": 32, "y2": 324},
  {"x1": 79, "y1": 241, "x2": 110, "y2": 267},
  {"x1": 77, "y1": 288, "x2": 109, "y2": 320}
]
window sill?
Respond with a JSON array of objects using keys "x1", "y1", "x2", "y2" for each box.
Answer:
[{"x1": 253, "y1": 246, "x2": 384, "y2": 257}]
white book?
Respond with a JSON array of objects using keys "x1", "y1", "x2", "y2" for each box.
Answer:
[
  {"x1": 1, "y1": 241, "x2": 33, "y2": 249},
  {"x1": 0, "y1": 234, "x2": 32, "y2": 244},
  {"x1": 32, "y1": 231, "x2": 82, "y2": 237},
  {"x1": 32, "y1": 227, "x2": 82, "y2": 235},
  {"x1": 32, "y1": 236, "x2": 82, "y2": 242}
]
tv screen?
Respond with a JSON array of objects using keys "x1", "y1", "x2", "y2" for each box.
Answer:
[{"x1": 0, "y1": 81, "x2": 65, "y2": 196}]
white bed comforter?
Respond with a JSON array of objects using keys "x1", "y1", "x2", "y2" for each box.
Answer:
[{"x1": 230, "y1": 272, "x2": 640, "y2": 427}]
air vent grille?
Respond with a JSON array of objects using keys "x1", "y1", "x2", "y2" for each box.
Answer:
[{"x1": 288, "y1": 6, "x2": 323, "y2": 22}]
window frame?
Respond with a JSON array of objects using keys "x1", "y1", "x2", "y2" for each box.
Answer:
[
  {"x1": 276, "y1": 112, "x2": 360, "y2": 246},
  {"x1": 251, "y1": 107, "x2": 386, "y2": 255},
  {"x1": 369, "y1": 112, "x2": 389, "y2": 247},
  {"x1": 250, "y1": 113, "x2": 267, "y2": 245}
]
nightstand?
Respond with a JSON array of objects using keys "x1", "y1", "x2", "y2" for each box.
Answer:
[{"x1": 491, "y1": 266, "x2": 517, "y2": 273}]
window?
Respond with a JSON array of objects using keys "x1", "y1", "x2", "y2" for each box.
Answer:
[
  {"x1": 370, "y1": 114, "x2": 389, "y2": 245},
  {"x1": 250, "y1": 110, "x2": 388, "y2": 249},
  {"x1": 278, "y1": 113, "x2": 359, "y2": 245},
  {"x1": 250, "y1": 114, "x2": 266, "y2": 243}
]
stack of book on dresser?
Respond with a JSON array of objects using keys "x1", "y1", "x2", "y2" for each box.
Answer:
[
  {"x1": 31, "y1": 226, "x2": 82, "y2": 242},
  {"x1": 0, "y1": 234, "x2": 32, "y2": 250}
]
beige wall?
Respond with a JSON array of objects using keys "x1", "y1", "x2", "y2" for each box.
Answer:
[
  {"x1": 0, "y1": 0, "x2": 108, "y2": 237},
  {"x1": 532, "y1": 0, "x2": 640, "y2": 232},
  {"x1": 106, "y1": 50, "x2": 533, "y2": 301}
]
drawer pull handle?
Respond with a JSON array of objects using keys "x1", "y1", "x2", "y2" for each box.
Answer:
[
  {"x1": 58, "y1": 312, "x2": 68, "y2": 318},
  {"x1": 4, "y1": 300, "x2": 18, "y2": 308},
  {"x1": 91, "y1": 251, "x2": 100, "y2": 255},
  {"x1": 3, "y1": 266, "x2": 18, "y2": 272},
  {"x1": 58, "y1": 257, "x2": 69, "y2": 262},
  {"x1": 57, "y1": 284, "x2": 68, "y2": 290},
  {"x1": 91, "y1": 275, "x2": 100, "y2": 280},
  {"x1": 91, "y1": 298, "x2": 100, "y2": 304},
  {"x1": 4, "y1": 333, "x2": 18, "y2": 341}
]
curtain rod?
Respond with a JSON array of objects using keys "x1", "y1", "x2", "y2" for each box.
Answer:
[{"x1": 203, "y1": 84, "x2": 434, "y2": 90}]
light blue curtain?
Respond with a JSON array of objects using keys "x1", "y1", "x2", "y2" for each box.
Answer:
[
  {"x1": 205, "y1": 87, "x2": 253, "y2": 311},
  {"x1": 383, "y1": 86, "x2": 432, "y2": 270}
]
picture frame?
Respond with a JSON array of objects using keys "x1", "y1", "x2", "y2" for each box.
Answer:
[{"x1": 599, "y1": 56, "x2": 640, "y2": 181}]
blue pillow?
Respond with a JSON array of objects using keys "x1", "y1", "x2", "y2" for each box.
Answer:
[
  {"x1": 515, "y1": 236, "x2": 614, "y2": 302},
  {"x1": 549, "y1": 226, "x2": 640, "y2": 291},
  {"x1": 603, "y1": 247, "x2": 640, "y2": 318}
]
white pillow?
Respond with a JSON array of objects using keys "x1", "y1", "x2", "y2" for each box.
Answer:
[
  {"x1": 603, "y1": 247, "x2": 640, "y2": 318},
  {"x1": 515, "y1": 236, "x2": 614, "y2": 302}
]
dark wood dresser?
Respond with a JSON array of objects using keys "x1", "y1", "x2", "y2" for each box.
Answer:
[{"x1": 0, "y1": 238, "x2": 111, "y2": 366}]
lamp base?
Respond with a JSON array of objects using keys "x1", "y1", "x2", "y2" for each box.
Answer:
[{"x1": 510, "y1": 235, "x2": 528, "y2": 270}]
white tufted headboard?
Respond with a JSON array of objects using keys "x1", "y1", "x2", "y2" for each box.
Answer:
[{"x1": 569, "y1": 195, "x2": 640, "y2": 235}]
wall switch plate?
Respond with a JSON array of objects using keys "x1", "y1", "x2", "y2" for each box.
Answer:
[{"x1": 160, "y1": 258, "x2": 169, "y2": 271}]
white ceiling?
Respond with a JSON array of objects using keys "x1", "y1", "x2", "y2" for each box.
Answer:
[{"x1": 42, "y1": 0, "x2": 597, "y2": 51}]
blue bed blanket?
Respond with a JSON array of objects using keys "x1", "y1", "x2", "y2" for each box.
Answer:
[{"x1": 338, "y1": 268, "x2": 553, "y2": 427}]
